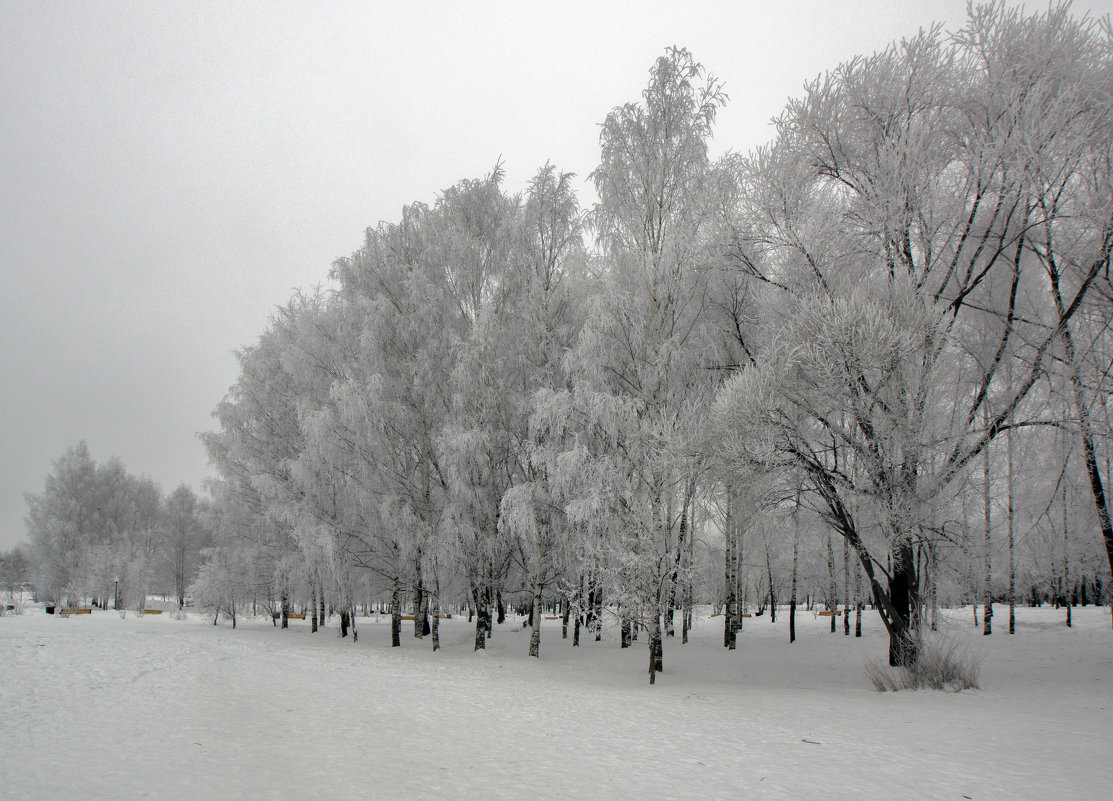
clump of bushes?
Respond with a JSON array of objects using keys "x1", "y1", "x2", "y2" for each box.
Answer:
[{"x1": 865, "y1": 635, "x2": 983, "y2": 692}]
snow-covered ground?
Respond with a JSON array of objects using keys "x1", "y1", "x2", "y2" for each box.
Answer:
[{"x1": 2, "y1": 603, "x2": 1110, "y2": 800}]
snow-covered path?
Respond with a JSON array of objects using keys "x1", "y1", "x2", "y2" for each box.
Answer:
[{"x1": 2, "y1": 606, "x2": 1110, "y2": 800}]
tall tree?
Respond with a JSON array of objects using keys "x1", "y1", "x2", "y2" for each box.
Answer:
[
  {"x1": 566, "y1": 46, "x2": 732, "y2": 680},
  {"x1": 714, "y1": 5, "x2": 1113, "y2": 666}
]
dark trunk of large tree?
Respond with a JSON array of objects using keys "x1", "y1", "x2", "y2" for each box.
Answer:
[
  {"x1": 310, "y1": 585, "x2": 318, "y2": 633},
  {"x1": 412, "y1": 579, "x2": 425, "y2": 639},
  {"x1": 472, "y1": 586, "x2": 490, "y2": 651},
  {"x1": 430, "y1": 587, "x2": 440, "y2": 652},
  {"x1": 528, "y1": 580, "x2": 542, "y2": 658},
  {"x1": 390, "y1": 585, "x2": 402, "y2": 647},
  {"x1": 887, "y1": 542, "x2": 919, "y2": 667},
  {"x1": 789, "y1": 505, "x2": 799, "y2": 644},
  {"x1": 766, "y1": 545, "x2": 777, "y2": 624},
  {"x1": 1048, "y1": 257, "x2": 1113, "y2": 591},
  {"x1": 648, "y1": 611, "x2": 663, "y2": 684}
]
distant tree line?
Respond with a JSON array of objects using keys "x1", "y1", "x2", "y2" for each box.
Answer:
[
  {"x1": 25, "y1": 4, "x2": 1113, "y2": 674},
  {"x1": 23, "y1": 441, "x2": 210, "y2": 610}
]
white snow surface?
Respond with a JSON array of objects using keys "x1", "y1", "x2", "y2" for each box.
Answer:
[{"x1": 2, "y1": 604, "x2": 1110, "y2": 800}]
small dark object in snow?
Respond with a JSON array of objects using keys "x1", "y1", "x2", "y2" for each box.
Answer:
[{"x1": 802, "y1": 738, "x2": 821, "y2": 745}]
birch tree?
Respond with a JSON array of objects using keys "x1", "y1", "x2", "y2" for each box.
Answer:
[{"x1": 563, "y1": 46, "x2": 732, "y2": 680}]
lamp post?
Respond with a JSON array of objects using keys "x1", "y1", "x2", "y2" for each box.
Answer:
[{"x1": 114, "y1": 577, "x2": 119, "y2": 611}]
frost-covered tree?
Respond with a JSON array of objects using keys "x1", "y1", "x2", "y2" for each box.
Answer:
[
  {"x1": 549, "y1": 47, "x2": 734, "y2": 679},
  {"x1": 26, "y1": 443, "x2": 168, "y2": 608},
  {"x1": 489, "y1": 162, "x2": 585, "y2": 657},
  {"x1": 434, "y1": 166, "x2": 524, "y2": 649},
  {"x1": 714, "y1": 5, "x2": 1113, "y2": 666},
  {"x1": 331, "y1": 186, "x2": 471, "y2": 646},
  {"x1": 0, "y1": 546, "x2": 31, "y2": 599},
  {"x1": 26, "y1": 442, "x2": 99, "y2": 604},
  {"x1": 165, "y1": 484, "x2": 208, "y2": 611},
  {"x1": 203, "y1": 305, "x2": 311, "y2": 624}
]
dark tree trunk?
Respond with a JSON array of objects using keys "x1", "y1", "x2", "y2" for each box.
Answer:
[
  {"x1": 430, "y1": 586, "x2": 440, "y2": 652},
  {"x1": 310, "y1": 585, "x2": 318, "y2": 633},
  {"x1": 843, "y1": 538, "x2": 850, "y2": 636},
  {"x1": 485, "y1": 585, "x2": 494, "y2": 636},
  {"x1": 766, "y1": 545, "x2": 777, "y2": 624},
  {"x1": 281, "y1": 590, "x2": 289, "y2": 629},
  {"x1": 1008, "y1": 426, "x2": 1016, "y2": 634},
  {"x1": 789, "y1": 502, "x2": 799, "y2": 644},
  {"x1": 390, "y1": 585, "x2": 402, "y2": 648},
  {"x1": 648, "y1": 612, "x2": 663, "y2": 684},
  {"x1": 413, "y1": 580, "x2": 424, "y2": 639},
  {"x1": 528, "y1": 581, "x2": 542, "y2": 658},
  {"x1": 593, "y1": 585, "x2": 602, "y2": 642},
  {"x1": 983, "y1": 413, "x2": 993, "y2": 636},
  {"x1": 827, "y1": 534, "x2": 837, "y2": 634},
  {"x1": 855, "y1": 560, "x2": 862, "y2": 638},
  {"x1": 887, "y1": 543, "x2": 919, "y2": 667},
  {"x1": 472, "y1": 586, "x2": 490, "y2": 651},
  {"x1": 1047, "y1": 260, "x2": 1113, "y2": 592},
  {"x1": 683, "y1": 496, "x2": 695, "y2": 645}
]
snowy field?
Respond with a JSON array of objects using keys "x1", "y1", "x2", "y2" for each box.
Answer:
[{"x1": 2, "y1": 604, "x2": 1110, "y2": 801}]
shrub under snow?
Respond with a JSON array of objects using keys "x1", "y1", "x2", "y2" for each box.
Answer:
[{"x1": 865, "y1": 634, "x2": 983, "y2": 692}]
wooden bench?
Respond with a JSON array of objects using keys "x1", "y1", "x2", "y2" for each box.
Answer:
[
  {"x1": 287, "y1": 613, "x2": 305, "y2": 620},
  {"x1": 58, "y1": 608, "x2": 92, "y2": 617},
  {"x1": 140, "y1": 609, "x2": 163, "y2": 615},
  {"x1": 818, "y1": 610, "x2": 842, "y2": 616}
]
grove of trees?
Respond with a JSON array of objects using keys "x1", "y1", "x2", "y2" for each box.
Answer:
[
  {"x1": 23, "y1": 4, "x2": 1113, "y2": 675},
  {"x1": 24, "y1": 441, "x2": 210, "y2": 610}
]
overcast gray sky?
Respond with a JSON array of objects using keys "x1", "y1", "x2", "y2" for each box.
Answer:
[{"x1": 4, "y1": 0, "x2": 1111, "y2": 551}]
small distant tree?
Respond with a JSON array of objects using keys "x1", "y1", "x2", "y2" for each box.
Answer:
[
  {"x1": 190, "y1": 544, "x2": 250, "y2": 628},
  {"x1": 0, "y1": 547, "x2": 31, "y2": 600},
  {"x1": 166, "y1": 484, "x2": 205, "y2": 611}
]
